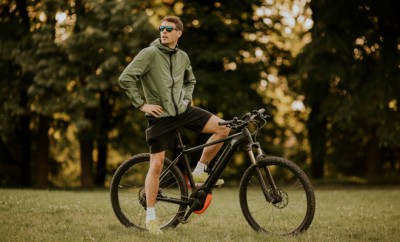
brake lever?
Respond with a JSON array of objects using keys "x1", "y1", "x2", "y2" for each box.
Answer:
[{"x1": 241, "y1": 113, "x2": 251, "y2": 120}]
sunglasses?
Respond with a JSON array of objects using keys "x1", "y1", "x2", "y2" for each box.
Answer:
[{"x1": 159, "y1": 26, "x2": 178, "y2": 32}]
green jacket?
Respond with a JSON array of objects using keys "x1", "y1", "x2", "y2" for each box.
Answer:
[{"x1": 119, "y1": 38, "x2": 196, "y2": 117}]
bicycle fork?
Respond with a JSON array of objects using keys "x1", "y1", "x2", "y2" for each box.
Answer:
[{"x1": 247, "y1": 143, "x2": 280, "y2": 204}]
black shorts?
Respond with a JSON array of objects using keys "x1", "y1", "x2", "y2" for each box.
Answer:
[{"x1": 145, "y1": 106, "x2": 213, "y2": 153}]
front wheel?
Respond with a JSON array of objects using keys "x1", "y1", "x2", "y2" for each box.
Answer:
[
  {"x1": 110, "y1": 153, "x2": 188, "y2": 230},
  {"x1": 239, "y1": 156, "x2": 315, "y2": 235}
]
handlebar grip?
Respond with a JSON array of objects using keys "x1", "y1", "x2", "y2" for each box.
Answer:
[
  {"x1": 249, "y1": 108, "x2": 266, "y2": 120},
  {"x1": 218, "y1": 121, "x2": 231, "y2": 126}
]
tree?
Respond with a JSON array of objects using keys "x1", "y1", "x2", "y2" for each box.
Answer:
[
  {"x1": 0, "y1": 0, "x2": 157, "y2": 187},
  {"x1": 293, "y1": 0, "x2": 400, "y2": 178},
  {"x1": 0, "y1": 0, "x2": 35, "y2": 186},
  {"x1": 66, "y1": 0, "x2": 156, "y2": 187},
  {"x1": 26, "y1": 0, "x2": 71, "y2": 187},
  {"x1": 177, "y1": 0, "x2": 265, "y2": 117}
]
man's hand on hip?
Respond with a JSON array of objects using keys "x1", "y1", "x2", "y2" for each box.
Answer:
[{"x1": 140, "y1": 104, "x2": 164, "y2": 117}]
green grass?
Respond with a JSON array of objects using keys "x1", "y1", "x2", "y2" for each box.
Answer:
[{"x1": 1, "y1": 187, "x2": 400, "y2": 241}]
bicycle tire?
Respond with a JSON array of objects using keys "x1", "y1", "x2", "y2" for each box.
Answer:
[
  {"x1": 239, "y1": 156, "x2": 315, "y2": 235},
  {"x1": 110, "y1": 153, "x2": 188, "y2": 230}
]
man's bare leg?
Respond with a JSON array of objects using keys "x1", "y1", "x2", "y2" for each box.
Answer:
[
  {"x1": 145, "y1": 151, "x2": 165, "y2": 234},
  {"x1": 145, "y1": 151, "x2": 165, "y2": 208},
  {"x1": 199, "y1": 115, "x2": 230, "y2": 164},
  {"x1": 193, "y1": 115, "x2": 230, "y2": 179}
]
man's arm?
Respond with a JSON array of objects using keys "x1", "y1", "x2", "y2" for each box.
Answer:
[
  {"x1": 118, "y1": 49, "x2": 152, "y2": 108},
  {"x1": 119, "y1": 48, "x2": 164, "y2": 117}
]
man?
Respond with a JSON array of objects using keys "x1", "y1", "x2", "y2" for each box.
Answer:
[{"x1": 118, "y1": 16, "x2": 230, "y2": 234}]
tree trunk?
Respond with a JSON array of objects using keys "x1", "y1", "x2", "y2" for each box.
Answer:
[
  {"x1": 95, "y1": 93, "x2": 111, "y2": 186},
  {"x1": 80, "y1": 137, "x2": 95, "y2": 188},
  {"x1": 307, "y1": 106, "x2": 326, "y2": 179},
  {"x1": 96, "y1": 140, "x2": 107, "y2": 186},
  {"x1": 34, "y1": 115, "x2": 50, "y2": 188},
  {"x1": 366, "y1": 136, "x2": 382, "y2": 176},
  {"x1": 14, "y1": 0, "x2": 32, "y2": 187},
  {"x1": 79, "y1": 108, "x2": 97, "y2": 188},
  {"x1": 18, "y1": 91, "x2": 32, "y2": 186}
]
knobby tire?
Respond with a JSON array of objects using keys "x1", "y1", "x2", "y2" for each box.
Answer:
[{"x1": 239, "y1": 156, "x2": 315, "y2": 235}]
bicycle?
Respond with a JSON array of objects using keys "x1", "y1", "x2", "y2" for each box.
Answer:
[{"x1": 110, "y1": 108, "x2": 315, "y2": 235}]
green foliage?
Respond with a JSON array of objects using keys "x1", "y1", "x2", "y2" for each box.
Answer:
[
  {"x1": 0, "y1": 0, "x2": 157, "y2": 186},
  {"x1": 0, "y1": 0, "x2": 38, "y2": 185},
  {"x1": 65, "y1": 0, "x2": 156, "y2": 139},
  {"x1": 62, "y1": 0, "x2": 157, "y2": 186},
  {"x1": 160, "y1": 0, "x2": 265, "y2": 117},
  {"x1": 2, "y1": 0, "x2": 398, "y2": 187},
  {"x1": 292, "y1": 0, "x2": 400, "y2": 176}
]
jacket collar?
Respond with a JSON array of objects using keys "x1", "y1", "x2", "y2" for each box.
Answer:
[{"x1": 151, "y1": 38, "x2": 178, "y2": 54}]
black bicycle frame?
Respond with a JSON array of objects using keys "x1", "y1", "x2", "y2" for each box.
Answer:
[
  {"x1": 158, "y1": 125, "x2": 276, "y2": 209},
  {"x1": 160, "y1": 127, "x2": 251, "y2": 191}
]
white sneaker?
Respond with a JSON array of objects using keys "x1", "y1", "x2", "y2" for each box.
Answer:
[{"x1": 146, "y1": 219, "x2": 163, "y2": 235}]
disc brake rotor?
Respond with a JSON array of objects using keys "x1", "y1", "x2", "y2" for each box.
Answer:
[{"x1": 271, "y1": 189, "x2": 289, "y2": 209}]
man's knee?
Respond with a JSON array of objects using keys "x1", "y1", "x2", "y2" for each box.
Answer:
[
  {"x1": 214, "y1": 125, "x2": 230, "y2": 138},
  {"x1": 211, "y1": 117, "x2": 230, "y2": 137},
  {"x1": 202, "y1": 115, "x2": 231, "y2": 137},
  {"x1": 150, "y1": 153, "x2": 164, "y2": 174}
]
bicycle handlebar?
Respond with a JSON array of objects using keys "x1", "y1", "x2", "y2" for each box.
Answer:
[{"x1": 218, "y1": 108, "x2": 267, "y2": 128}]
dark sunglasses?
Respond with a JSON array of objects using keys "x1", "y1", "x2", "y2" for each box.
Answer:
[{"x1": 159, "y1": 26, "x2": 178, "y2": 32}]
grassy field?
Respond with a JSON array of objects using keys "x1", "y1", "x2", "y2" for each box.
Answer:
[{"x1": 1, "y1": 187, "x2": 399, "y2": 242}]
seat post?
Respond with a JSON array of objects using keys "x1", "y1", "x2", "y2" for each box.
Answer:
[
  {"x1": 175, "y1": 130, "x2": 185, "y2": 151},
  {"x1": 175, "y1": 130, "x2": 195, "y2": 188}
]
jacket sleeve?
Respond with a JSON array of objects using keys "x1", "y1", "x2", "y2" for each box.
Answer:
[
  {"x1": 118, "y1": 48, "x2": 153, "y2": 108},
  {"x1": 183, "y1": 61, "x2": 196, "y2": 101}
]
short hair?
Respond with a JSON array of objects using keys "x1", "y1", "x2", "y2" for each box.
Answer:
[{"x1": 161, "y1": 16, "x2": 184, "y2": 32}]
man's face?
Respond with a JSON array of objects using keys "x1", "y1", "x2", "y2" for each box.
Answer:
[{"x1": 160, "y1": 21, "x2": 182, "y2": 48}]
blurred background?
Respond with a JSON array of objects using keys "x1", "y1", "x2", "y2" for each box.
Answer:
[{"x1": 0, "y1": 0, "x2": 399, "y2": 188}]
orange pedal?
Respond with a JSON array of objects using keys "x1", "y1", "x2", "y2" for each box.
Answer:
[{"x1": 194, "y1": 194, "x2": 212, "y2": 214}]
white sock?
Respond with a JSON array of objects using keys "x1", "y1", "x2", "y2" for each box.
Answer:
[
  {"x1": 193, "y1": 162, "x2": 207, "y2": 175},
  {"x1": 146, "y1": 207, "x2": 156, "y2": 222}
]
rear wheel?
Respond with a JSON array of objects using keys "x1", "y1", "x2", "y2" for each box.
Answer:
[
  {"x1": 239, "y1": 156, "x2": 315, "y2": 235},
  {"x1": 110, "y1": 153, "x2": 188, "y2": 230}
]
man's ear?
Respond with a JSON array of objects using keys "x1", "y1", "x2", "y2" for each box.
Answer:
[{"x1": 177, "y1": 30, "x2": 182, "y2": 38}]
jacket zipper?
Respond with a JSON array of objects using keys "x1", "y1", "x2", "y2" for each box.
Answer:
[{"x1": 169, "y1": 53, "x2": 179, "y2": 115}]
